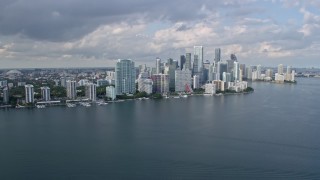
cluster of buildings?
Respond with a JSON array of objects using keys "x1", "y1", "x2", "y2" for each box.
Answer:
[
  {"x1": 114, "y1": 46, "x2": 251, "y2": 97},
  {"x1": 1, "y1": 45, "x2": 297, "y2": 105}
]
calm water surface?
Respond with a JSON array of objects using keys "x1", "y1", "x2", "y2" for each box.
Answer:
[{"x1": 1, "y1": 78, "x2": 320, "y2": 179}]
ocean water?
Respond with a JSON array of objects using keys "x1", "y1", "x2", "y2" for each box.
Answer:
[{"x1": 1, "y1": 78, "x2": 320, "y2": 179}]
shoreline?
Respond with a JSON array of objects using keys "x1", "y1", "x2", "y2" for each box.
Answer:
[{"x1": 0, "y1": 91, "x2": 254, "y2": 110}]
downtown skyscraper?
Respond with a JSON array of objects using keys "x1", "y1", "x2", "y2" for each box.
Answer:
[
  {"x1": 115, "y1": 59, "x2": 136, "y2": 95},
  {"x1": 214, "y1": 48, "x2": 221, "y2": 63},
  {"x1": 194, "y1": 46, "x2": 203, "y2": 72}
]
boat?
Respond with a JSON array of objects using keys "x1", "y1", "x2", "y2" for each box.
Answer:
[
  {"x1": 15, "y1": 104, "x2": 26, "y2": 108},
  {"x1": 36, "y1": 105, "x2": 46, "y2": 108},
  {"x1": 97, "y1": 102, "x2": 108, "y2": 106},
  {"x1": 173, "y1": 96, "x2": 180, "y2": 99},
  {"x1": 80, "y1": 102, "x2": 91, "y2": 107},
  {"x1": 181, "y1": 95, "x2": 188, "y2": 98},
  {"x1": 66, "y1": 103, "x2": 76, "y2": 108}
]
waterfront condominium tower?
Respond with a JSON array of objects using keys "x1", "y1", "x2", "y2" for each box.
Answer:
[
  {"x1": 278, "y1": 64, "x2": 284, "y2": 74},
  {"x1": 67, "y1": 80, "x2": 77, "y2": 100},
  {"x1": 175, "y1": 68, "x2": 192, "y2": 92},
  {"x1": 40, "y1": 86, "x2": 51, "y2": 101},
  {"x1": 115, "y1": 59, "x2": 136, "y2": 95},
  {"x1": 25, "y1": 84, "x2": 34, "y2": 103},
  {"x1": 194, "y1": 46, "x2": 203, "y2": 72},
  {"x1": 3, "y1": 86, "x2": 9, "y2": 104},
  {"x1": 86, "y1": 83, "x2": 97, "y2": 101},
  {"x1": 214, "y1": 48, "x2": 221, "y2": 63}
]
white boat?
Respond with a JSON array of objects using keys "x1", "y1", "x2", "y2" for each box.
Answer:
[
  {"x1": 181, "y1": 95, "x2": 188, "y2": 98},
  {"x1": 15, "y1": 104, "x2": 26, "y2": 108},
  {"x1": 173, "y1": 96, "x2": 180, "y2": 99},
  {"x1": 97, "y1": 102, "x2": 108, "y2": 106},
  {"x1": 66, "y1": 103, "x2": 76, "y2": 108},
  {"x1": 36, "y1": 105, "x2": 46, "y2": 108},
  {"x1": 80, "y1": 102, "x2": 91, "y2": 107}
]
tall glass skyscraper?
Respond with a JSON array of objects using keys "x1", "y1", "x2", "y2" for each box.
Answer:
[
  {"x1": 115, "y1": 59, "x2": 136, "y2": 95},
  {"x1": 214, "y1": 48, "x2": 221, "y2": 63},
  {"x1": 194, "y1": 46, "x2": 203, "y2": 72},
  {"x1": 185, "y1": 53, "x2": 192, "y2": 70}
]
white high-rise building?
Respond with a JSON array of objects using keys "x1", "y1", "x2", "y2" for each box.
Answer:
[
  {"x1": 257, "y1": 65, "x2": 262, "y2": 79},
  {"x1": 287, "y1": 66, "x2": 292, "y2": 74},
  {"x1": 193, "y1": 75, "x2": 200, "y2": 89},
  {"x1": 205, "y1": 83, "x2": 216, "y2": 95},
  {"x1": 275, "y1": 73, "x2": 285, "y2": 83},
  {"x1": 213, "y1": 80, "x2": 225, "y2": 91},
  {"x1": 246, "y1": 66, "x2": 253, "y2": 80},
  {"x1": 138, "y1": 72, "x2": 153, "y2": 94},
  {"x1": 25, "y1": 84, "x2": 34, "y2": 103},
  {"x1": 86, "y1": 83, "x2": 97, "y2": 101},
  {"x1": 175, "y1": 68, "x2": 192, "y2": 92},
  {"x1": 194, "y1": 46, "x2": 203, "y2": 72},
  {"x1": 291, "y1": 70, "x2": 295, "y2": 82},
  {"x1": 40, "y1": 86, "x2": 51, "y2": 101},
  {"x1": 106, "y1": 86, "x2": 116, "y2": 100},
  {"x1": 278, "y1": 64, "x2": 284, "y2": 74},
  {"x1": 233, "y1": 61, "x2": 240, "y2": 82},
  {"x1": 115, "y1": 59, "x2": 136, "y2": 95},
  {"x1": 67, "y1": 80, "x2": 77, "y2": 100},
  {"x1": 266, "y1": 69, "x2": 273, "y2": 78},
  {"x1": 3, "y1": 86, "x2": 9, "y2": 104},
  {"x1": 222, "y1": 72, "x2": 232, "y2": 82}
]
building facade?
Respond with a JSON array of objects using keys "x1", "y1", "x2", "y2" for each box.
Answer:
[
  {"x1": 86, "y1": 83, "x2": 97, "y2": 101},
  {"x1": 115, "y1": 59, "x2": 136, "y2": 95},
  {"x1": 40, "y1": 86, "x2": 51, "y2": 101},
  {"x1": 67, "y1": 80, "x2": 77, "y2": 100},
  {"x1": 175, "y1": 68, "x2": 192, "y2": 92},
  {"x1": 25, "y1": 84, "x2": 34, "y2": 103}
]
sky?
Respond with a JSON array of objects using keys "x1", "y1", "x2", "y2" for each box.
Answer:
[{"x1": 0, "y1": 0, "x2": 320, "y2": 68}]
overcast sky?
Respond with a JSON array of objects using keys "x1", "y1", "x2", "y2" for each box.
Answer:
[{"x1": 0, "y1": 0, "x2": 320, "y2": 68}]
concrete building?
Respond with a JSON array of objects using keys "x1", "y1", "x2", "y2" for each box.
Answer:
[
  {"x1": 193, "y1": 75, "x2": 200, "y2": 89},
  {"x1": 138, "y1": 72, "x2": 153, "y2": 94},
  {"x1": 222, "y1": 72, "x2": 232, "y2": 83},
  {"x1": 278, "y1": 64, "x2": 284, "y2": 74},
  {"x1": 25, "y1": 84, "x2": 34, "y2": 103},
  {"x1": 86, "y1": 83, "x2": 97, "y2": 101},
  {"x1": 67, "y1": 80, "x2": 77, "y2": 99},
  {"x1": 265, "y1": 69, "x2": 273, "y2": 78},
  {"x1": 106, "y1": 86, "x2": 116, "y2": 100},
  {"x1": 275, "y1": 73, "x2": 285, "y2": 83},
  {"x1": 175, "y1": 68, "x2": 192, "y2": 92},
  {"x1": 2, "y1": 86, "x2": 9, "y2": 104},
  {"x1": 151, "y1": 74, "x2": 169, "y2": 94},
  {"x1": 97, "y1": 79, "x2": 109, "y2": 87},
  {"x1": 213, "y1": 80, "x2": 225, "y2": 91},
  {"x1": 78, "y1": 79, "x2": 90, "y2": 86},
  {"x1": 40, "y1": 86, "x2": 51, "y2": 101},
  {"x1": 233, "y1": 61, "x2": 240, "y2": 82},
  {"x1": 115, "y1": 59, "x2": 136, "y2": 95},
  {"x1": 205, "y1": 83, "x2": 216, "y2": 95}
]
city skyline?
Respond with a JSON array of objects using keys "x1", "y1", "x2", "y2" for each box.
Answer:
[{"x1": 1, "y1": 0, "x2": 320, "y2": 68}]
